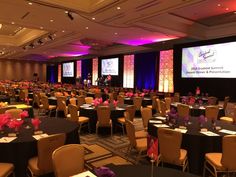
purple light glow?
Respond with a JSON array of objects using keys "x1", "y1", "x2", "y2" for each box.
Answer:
[
  {"x1": 49, "y1": 52, "x2": 88, "y2": 58},
  {"x1": 120, "y1": 36, "x2": 178, "y2": 46}
]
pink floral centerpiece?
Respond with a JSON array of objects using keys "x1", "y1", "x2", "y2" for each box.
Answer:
[{"x1": 31, "y1": 118, "x2": 41, "y2": 130}]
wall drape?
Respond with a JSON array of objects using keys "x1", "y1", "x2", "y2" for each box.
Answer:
[{"x1": 82, "y1": 59, "x2": 92, "y2": 82}]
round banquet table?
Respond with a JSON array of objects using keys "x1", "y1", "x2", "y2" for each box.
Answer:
[
  {"x1": 148, "y1": 116, "x2": 236, "y2": 175},
  {"x1": 171, "y1": 102, "x2": 225, "y2": 118},
  {"x1": 124, "y1": 97, "x2": 152, "y2": 107},
  {"x1": 0, "y1": 117, "x2": 79, "y2": 177},
  {"x1": 0, "y1": 95, "x2": 10, "y2": 103},
  {"x1": 79, "y1": 104, "x2": 127, "y2": 133},
  {"x1": 107, "y1": 164, "x2": 200, "y2": 177}
]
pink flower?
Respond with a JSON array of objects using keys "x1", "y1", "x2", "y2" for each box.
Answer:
[
  {"x1": 140, "y1": 93, "x2": 145, "y2": 97},
  {"x1": 20, "y1": 111, "x2": 29, "y2": 119},
  {"x1": 98, "y1": 98, "x2": 103, "y2": 104},
  {"x1": 0, "y1": 114, "x2": 10, "y2": 130},
  {"x1": 113, "y1": 100, "x2": 118, "y2": 107},
  {"x1": 103, "y1": 100, "x2": 109, "y2": 106},
  {"x1": 31, "y1": 118, "x2": 41, "y2": 130},
  {"x1": 134, "y1": 93, "x2": 138, "y2": 97},
  {"x1": 8, "y1": 119, "x2": 23, "y2": 131}
]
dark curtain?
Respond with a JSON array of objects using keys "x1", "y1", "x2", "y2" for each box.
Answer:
[
  {"x1": 134, "y1": 52, "x2": 158, "y2": 90},
  {"x1": 82, "y1": 59, "x2": 92, "y2": 81},
  {"x1": 46, "y1": 65, "x2": 57, "y2": 83}
]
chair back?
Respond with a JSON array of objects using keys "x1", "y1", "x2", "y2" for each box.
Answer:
[
  {"x1": 57, "y1": 96, "x2": 66, "y2": 110},
  {"x1": 125, "y1": 120, "x2": 137, "y2": 148},
  {"x1": 149, "y1": 92, "x2": 156, "y2": 99},
  {"x1": 67, "y1": 104, "x2": 78, "y2": 122},
  {"x1": 79, "y1": 90, "x2": 87, "y2": 97},
  {"x1": 141, "y1": 107, "x2": 152, "y2": 129},
  {"x1": 156, "y1": 98, "x2": 161, "y2": 113},
  {"x1": 69, "y1": 98, "x2": 77, "y2": 106},
  {"x1": 126, "y1": 105, "x2": 136, "y2": 122},
  {"x1": 205, "y1": 106, "x2": 219, "y2": 121},
  {"x1": 174, "y1": 92, "x2": 180, "y2": 102},
  {"x1": 55, "y1": 92, "x2": 63, "y2": 97},
  {"x1": 117, "y1": 95, "x2": 124, "y2": 105},
  {"x1": 108, "y1": 93, "x2": 114, "y2": 102},
  {"x1": 19, "y1": 89, "x2": 28, "y2": 100},
  {"x1": 221, "y1": 135, "x2": 236, "y2": 170},
  {"x1": 0, "y1": 106, "x2": 16, "y2": 114},
  {"x1": 160, "y1": 101, "x2": 167, "y2": 117},
  {"x1": 164, "y1": 97, "x2": 171, "y2": 110},
  {"x1": 37, "y1": 133, "x2": 66, "y2": 174},
  {"x1": 52, "y1": 144, "x2": 85, "y2": 177},
  {"x1": 133, "y1": 97, "x2": 142, "y2": 110},
  {"x1": 208, "y1": 96, "x2": 218, "y2": 105},
  {"x1": 34, "y1": 94, "x2": 41, "y2": 107},
  {"x1": 76, "y1": 96, "x2": 85, "y2": 108},
  {"x1": 158, "y1": 128, "x2": 182, "y2": 164},
  {"x1": 223, "y1": 96, "x2": 230, "y2": 110},
  {"x1": 97, "y1": 106, "x2": 111, "y2": 126},
  {"x1": 5, "y1": 108, "x2": 23, "y2": 119},
  {"x1": 151, "y1": 96, "x2": 158, "y2": 109},
  {"x1": 41, "y1": 96, "x2": 49, "y2": 109},
  {"x1": 85, "y1": 97, "x2": 93, "y2": 104},
  {"x1": 177, "y1": 104, "x2": 190, "y2": 119}
]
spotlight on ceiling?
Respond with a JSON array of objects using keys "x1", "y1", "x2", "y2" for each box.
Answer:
[
  {"x1": 48, "y1": 35, "x2": 54, "y2": 40},
  {"x1": 0, "y1": 24, "x2": 2, "y2": 29},
  {"x1": 67, "y1": 12, "x2": 74, "y2": 20}
]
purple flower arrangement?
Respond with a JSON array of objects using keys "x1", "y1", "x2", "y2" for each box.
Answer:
[
  {"x1": 198, "y1": 115, "x2": 206, "y2": 127},
  {"x1": 94, "y1": 167, "x2": 116, "y2": 177}
]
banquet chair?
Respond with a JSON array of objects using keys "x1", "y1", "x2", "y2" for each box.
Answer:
[
  {"x1": 164, "y1": 97, "x2": 171, "y2": 112},
  {"x1": 41, "y1": 96, "x2": 57, "y2": 117},
  {"x1": 69, "y1": 98, "x2": 77, "y2": 106},
  {"x1": 220, "y1": 106, "x2": 236, "y2": 123},
  {"x1": 174, "y1": 92, "x2": 180, "y2": 102},
  {"x1": 56, "y1": 96, "x2": 68, "y2": 118},
  {"x1": 5, "y1": 108, "x2": 23, "y2": 119},
  {"x1": 157, "y1": 128, "x2": 189, "y2": 172},
  {"x1": 125, "y1": 120, "x2": 147, "y2": 163},
  {"x1": 205, "y1": 106, "x2": 219, "y2": 121},
  {"x1": 54, "y1": 92, "x2": 63, "y2": 97},
  {"x1": 33, "y1": 94, "x2": 43, "y2": 115},
  {"x1": 19, "y1": 89, "x2": 28, "y2": 101},
  {"x1": 133, "y1": 97, "x2": 142, "y2": 111},
  {"x1": 84, "y1": 97, "x2": 93, "y2": 104},
  {"x1": 96, "y1": 106, "x2": 112, "y2": 136},
  {"x1": 155, "y1": 98, "x2": 161, "y2": 114},
  {"x1": 160, "y1": 101, "x2": 168, "y2": 117},
  {"x1": 28, "y1": 133, "x2": 66, "y2": 177},
  {"x1": 203, "y1": 135, "x2": 236, "y2": 177},
  {"x1": 79, "y1": 90, "x2": 87, "y2": 97},
  {"x1": 119, "y1": 92, "x2": 125, "y2": 96},
  {"x1": 149, "y1": 92, "x2": 157, "y2": 99},
  {"x1": 223, "y1": 96, "x2": 230, "y2": 116},
  {"x1": 208, "y1": 96, "x2": 218, "y2": 105},
  {"x1": 108, "y1": 93, "x2": 114, "y2": 102},
  {"x1": 147, "y1": 96, "x2": 158, "y2": 110},
  {"x1": 117, "y1": 105, "x2": 136, "y2": 135},
  {"x1": 67, "y1": 104, "x2": 90, "y2": 133},
  {"x1": 141, "y1": 107, "x2": 152, "y2": 131},
  {"x1": 117, "y1": 95, "x2": 124, "y2": 105},
  {"x1": 76, "y1": 95, "x2": 85, "y2": 110},
  {"x1": 177, "y1": 104, "x2": 190, "y2": 119},
  {"x1": 0, "y1": 162, "x2": 15, "y2": 177},
  {"x1": 52, "y1": 144, "x2": 85, "y2": 177}
]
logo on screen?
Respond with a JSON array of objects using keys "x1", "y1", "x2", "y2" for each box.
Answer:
[{"x1": 198, "y1": 49, "x2": 216, "y2": 63}]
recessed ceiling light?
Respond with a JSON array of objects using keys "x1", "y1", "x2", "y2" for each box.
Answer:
[
  {"x1": 50, "y1": 19, "x2": 54, "y2": 22},
  {"x1": 40, "y1": 26, "x2": 43, "y2": 29},
  {"x1": 114, "y1": 32, "x2": 118, "y2": 35},
  {"x1": 62, "y1": 30, "x2": 65, "y2": 33},
  {"x1": 226, "y1": 8, "x2": 229, "y2": 11},
  {"x1": 65, "y1": 11, "x2": 68, "y2": 14},
  {"x1": 28, "y1": 2, "x2": 32, "y2": 5},
  {"x1": 234, "y1": 11, "x2": 236, "y2": 14},
  {"x1": 217, "y1": 4, "x2": 221, "y2": 7},
  {"x1": 85, "y1": 27, "x2": 89, "y2": 29},
  {"x1": 0, "y1": 24, "x2": 2, "y2": 29},
  {"x1": 92, "y1": 17, "x2": 96, "y2": 20},
  {"x1": 11, "y1": 22, "x2": 15, "y2": 25},
  {"x1": 117, "y1": 7, "x2": 121, "y2": 10}
]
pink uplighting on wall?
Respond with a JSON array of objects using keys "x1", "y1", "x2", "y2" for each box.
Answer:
[
  {"x1": 76, "y1": 60, "x2": 81, "y2": 78},
  {"x1": 158, "y1": 50, "x2": 174, "y2": 93},
  {"x1": 123, "y1": 55, "x2": 134, "y2": 88},
  {"x1": 58, "y1": 64, "x2": 61, "y2": 82},
  {"x1": 92, "y1": 58, "x2": 98, "y2": 85}
]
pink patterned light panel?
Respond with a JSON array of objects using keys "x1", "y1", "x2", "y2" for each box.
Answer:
[
  {"x1": 58, "y1": 64, "x2": 61, "y2": 82},
  {"x1": 158, "y1": 50, "x2": 174, "y2": 93},
  {"x1": 92, "y1": 58, "x2": 98, "y2": 85},
  {"x1": 76, "y1": 60, "x2": 81, "y2": 78},
  {"x1": 123, "y1": 55, "x2": 134, "y2": 88}
]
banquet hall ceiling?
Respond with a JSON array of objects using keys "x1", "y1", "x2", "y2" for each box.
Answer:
[{"x1": 0, "y1": 0, "x2": 236, "y2": 61}]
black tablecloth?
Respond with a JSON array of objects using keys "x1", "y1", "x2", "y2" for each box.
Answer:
[
  {"x1": 79, "y1": 104, "x2": 127, "y2": 133},
  {"x1": 87, "y1": 92, "x2": 109, "y2": 101},
  {"x1": 108, "y1": 164, "x2": 200, "y2": 177},
  {"x1": 0, "y1": 118, "x2": 79, "y2": 177},
  {"x1": 148, "y1": 116, "x2": 236, "y2": 175},
  {"x1": 124, "y1": 97, "x2": 152, "y2": 107}
]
